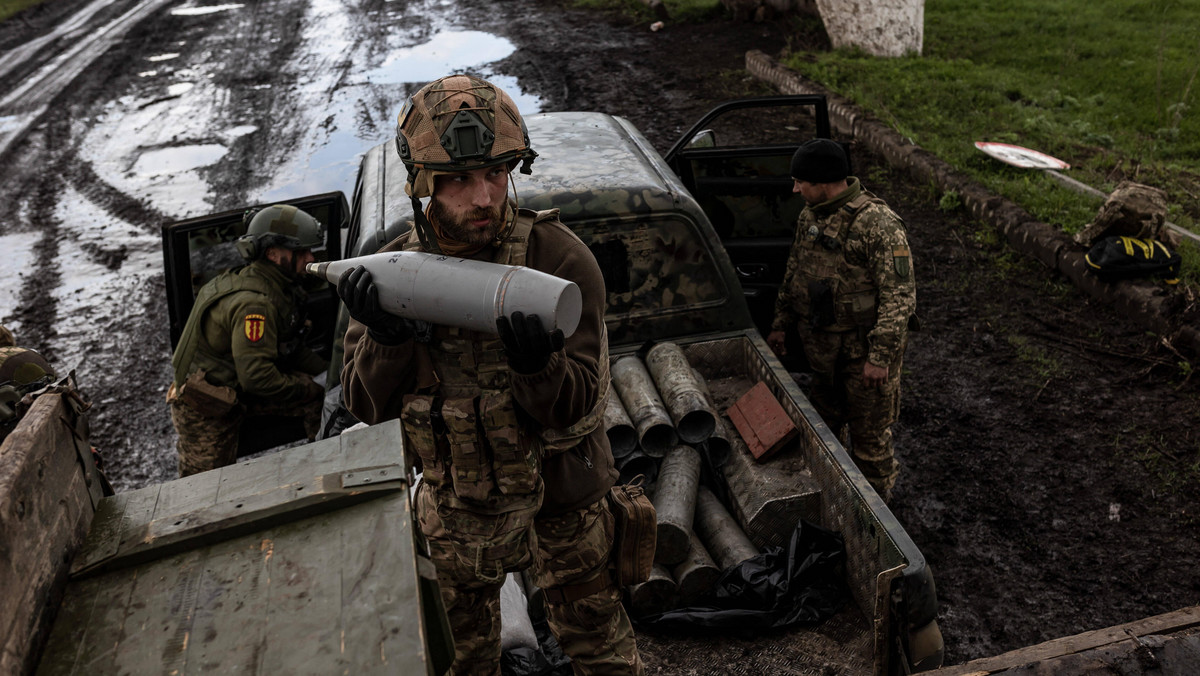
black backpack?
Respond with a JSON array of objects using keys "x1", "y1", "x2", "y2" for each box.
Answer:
[{"x1": 1084, "y1": 236, "x2": 1181, "y2": 283}]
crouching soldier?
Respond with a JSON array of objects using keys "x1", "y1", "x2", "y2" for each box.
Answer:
[{"x1": 168, "y1": 205, "x2": 329, "y2": 477}]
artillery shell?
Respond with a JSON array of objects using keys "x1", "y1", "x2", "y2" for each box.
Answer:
[
  {"x1": 628, "y1": 564, "x2": 677, "y2": 617},
  {"x1": 646, "y1": 342, "x2": 716, "y2": 444},
  {"x1": 616, "y1": 449, "x2": 660, "y2": 486},
  {"x1": 603, "y1": 393, "x2": 638, "y2": 459},
  {"x1": 499, "y1": 573, "x2": 539, "y2": 652},
  {"x1": 691, "y1": 367, "x2": 731, "y2": 469},
  {"x1": 651, "y1": 445, "x2": 702, "y2": 565},
  {"x1": 671, "y1": 530, "x2": 720, "y2": 606},
  {"x1": 612, "y1": 355, "x2": 677, "y2": 457},
  {"x1": 694, "y1": 485, "x2": 759, "y2": 570}
]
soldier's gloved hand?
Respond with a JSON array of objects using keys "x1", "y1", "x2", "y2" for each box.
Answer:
[
  {"x1": 496, "y1": 311, "x2": 564, "y2": 375},
  {"x1": 337, "y1": 266, "x2": 411, "y2": 345}
]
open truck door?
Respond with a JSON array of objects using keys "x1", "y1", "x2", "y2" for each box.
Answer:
[
  {"x1": 665, "y1": 95, "x2": 837, "y2": 362},
  {"x1": 160, "y1": 192, "x2": 348, "y2": 454}
]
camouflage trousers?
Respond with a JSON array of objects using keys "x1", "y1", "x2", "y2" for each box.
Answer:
[
  {"x1": 802, "y1": 330, "x2": 904, "y2": 500},
  {"x1": 169, "y1": 381, "x2": 323, "y2": 477},
  {"x1": 416, "y1": 482, "x2": 645, "y2": 676}
]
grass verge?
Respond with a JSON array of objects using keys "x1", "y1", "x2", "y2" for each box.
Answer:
[
  {"x1": 0, "y1": 0, "x2": 44, "y2": 24},
  {"x1": 782, "y1": 0, "x2": 1200, "y2": 240}
]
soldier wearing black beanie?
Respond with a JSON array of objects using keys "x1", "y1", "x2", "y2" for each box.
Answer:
[
  {"x1": 790, "y1": 138, "x2": 849, "y2": 184},
  {"x1": 769, "y1": 136, "x2": 917, "y2": 503}
]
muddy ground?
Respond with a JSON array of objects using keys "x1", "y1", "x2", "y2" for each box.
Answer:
[{"x1": 2, "y1": 0, "x2": 1199, "y2": 671}]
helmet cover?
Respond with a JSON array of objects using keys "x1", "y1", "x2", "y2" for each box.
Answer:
[{"x1": 395, "y1": 74, "x2": 537, "y2": 198}]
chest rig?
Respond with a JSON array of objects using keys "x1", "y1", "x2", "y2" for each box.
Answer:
[
  {"x1": 793, "y1": 192, "x2": 887, "y2": 333},
  {"x1": 399, "y1": 207, "x2": 607, "y2": 582}
]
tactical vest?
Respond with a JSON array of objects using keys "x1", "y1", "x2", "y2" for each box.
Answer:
[
  {"x1": 399, "y1": 208, "x2": 609, "y2": 582},
  {"x1": 793, "y1": 191, "x2": 893, "y2": 333},
  {"x1": 171, "y1": 269, "x2": 277, "y2": 387}
]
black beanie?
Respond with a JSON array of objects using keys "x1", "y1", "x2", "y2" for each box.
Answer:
[{"x1": 790, "y1": 138, "x2": 849, "y2": 183}]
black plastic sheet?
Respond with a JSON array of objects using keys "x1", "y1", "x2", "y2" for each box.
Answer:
[{"x1": 636, "y1": 519, "x2": 847, "y2": 632}]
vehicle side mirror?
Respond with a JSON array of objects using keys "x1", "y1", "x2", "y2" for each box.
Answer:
[{"x1": 686, "y1": 129, "x2": 716, "y2": 149}]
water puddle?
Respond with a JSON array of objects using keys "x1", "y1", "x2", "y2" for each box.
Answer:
[
  {"x1": 132, "y1": 143, "x2": 227, "y2": 176},
  {"x1": 170, "y1": 4, "x2": 244, "y2": 17},
  {"x1": 364, "y1": 30, "x2": 521, "y2": 85}
]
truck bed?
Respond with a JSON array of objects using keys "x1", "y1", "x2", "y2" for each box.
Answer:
[{"x1": 610, "y1": 332, "x2": 939, "y2": 675}]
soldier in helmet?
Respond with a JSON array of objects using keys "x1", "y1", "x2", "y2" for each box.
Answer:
[
  {"x1": 168, "y1": 204, "x2": 329, "y2": 477},
  {"x1": 767, "y1": 139, "x2": 917, "y2": 502},
  {"x1": 339, "y1": 75, "x2": 643, "y2": 675},
  {"x1": 0, "y1": 345, "x2": 56, "y2": 441}
]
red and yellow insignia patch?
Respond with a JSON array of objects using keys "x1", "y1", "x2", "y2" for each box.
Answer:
[{"x1": 244, "y1": 314, "x2": 266, "y2": 342}]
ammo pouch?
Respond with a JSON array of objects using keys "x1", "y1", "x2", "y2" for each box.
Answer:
[
  {"x1": 433, "y1": 487, "x2": 543, "y2": 583},
  {"x1": 179, "y1": 370, "x2": 238, "y2": 417},
  {"x1": 402, "y1": 392, "x2": 543, "y2": 582},
  {"x1": 606, "y1": 475, "x2": 657, "y2": 587},
  {"x1": 808, "y1": 280, "x2": 836, "y2": 329}
]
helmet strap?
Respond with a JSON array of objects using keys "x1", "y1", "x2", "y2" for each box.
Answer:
[{"x1": 411, "y1": 195, "x2": 443, "y2": 254}]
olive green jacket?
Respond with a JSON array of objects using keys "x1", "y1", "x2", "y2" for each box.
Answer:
[{"x1": 176, "y1": 260, "x2": 327, "y2": 402}]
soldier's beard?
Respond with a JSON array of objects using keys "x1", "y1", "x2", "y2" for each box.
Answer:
[{"x1": 430, "y1": 200, "x2": 504, "y2": 247}]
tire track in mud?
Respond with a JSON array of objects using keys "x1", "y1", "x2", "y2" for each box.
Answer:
[{"x1": 9, "y1": 112, "x2": 70, "y2": 358}]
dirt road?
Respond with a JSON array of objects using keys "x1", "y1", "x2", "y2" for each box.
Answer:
[{"x1": 0, "y1": 0, "x2": 1197, "y2": 669}]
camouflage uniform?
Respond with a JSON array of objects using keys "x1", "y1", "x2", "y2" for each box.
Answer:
[
  {"x1": 169, "y1": 259, "x2": 327, "y2": 476},
  {"x1": 772, "y1": 177, "x2": 915, "y2": 498},
  {"x1": 342, "y1": 209, "x2": 643, "y2": 676}
]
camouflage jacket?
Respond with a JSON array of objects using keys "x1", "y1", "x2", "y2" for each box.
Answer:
[
  {"x1": 341, "y1": 208, "x2": 617, "y2": 516},
  {"x1": 176, "y1": 260, "x2": 327, "y2": 402},
  {"x1": 771, "y1": 178, "x2": 916, "y2": 367}
]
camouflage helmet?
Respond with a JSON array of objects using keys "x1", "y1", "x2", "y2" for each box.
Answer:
[
  {"x1": 237, "y1": 204, "x2": 324, "y2": 262},
  {"x1": 0, "y1": 346, "x2": 55, "y2": 425},
  {"x1": 395, "y1": 74, "x2": 538, "y2": 199},
  {"x1": 0, "y1": 346, "x2": 54, "y2": 388}
]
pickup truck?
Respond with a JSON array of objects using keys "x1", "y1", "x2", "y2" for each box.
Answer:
[{"x1": 4, "y1": 97, "x2": 944, "y2": 675}]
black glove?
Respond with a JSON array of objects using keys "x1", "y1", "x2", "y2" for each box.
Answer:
[
  {"x1": 496, "y1": 311, "x2": 565, "y2": 375},
  {"x1": 337, "y1": 266, "x2": 411, "y2": 345}
]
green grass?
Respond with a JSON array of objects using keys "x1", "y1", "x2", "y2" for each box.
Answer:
[
  {"x1": 783, "y1": 0, "x2": 1200, "y2": 236},
  {"x1": 0, "y1": 0, "x2": 43, "y2": 23}
]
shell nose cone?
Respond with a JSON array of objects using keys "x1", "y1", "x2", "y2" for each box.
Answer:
[{"x1": 557, "y1": 282, "x2": 582, "y2": 338}]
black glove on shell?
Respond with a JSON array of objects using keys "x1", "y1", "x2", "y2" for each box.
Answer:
[
  {"x1": 496, "y1": 311, "x2": 565, "y2": 375},
  {"x1": 337, "y1": 266, "x2": 411, "y2": 345}
]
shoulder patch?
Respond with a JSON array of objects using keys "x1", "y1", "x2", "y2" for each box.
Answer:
[
  {"x1": 244, "y1": 313, "x2": 266, "y2": 342},
  {"x1": 893, "y1": 246, "x2": 912, "y2": 278}
]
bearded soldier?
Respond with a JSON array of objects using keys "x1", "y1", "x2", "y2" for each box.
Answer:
[
  {"x1": 767, "y1": 139, "x2": 916, "y2": 502},
  {"x1": 338, "y1": 75, "x2": 643, "y2": 675},
  {"x1": 168, "y1": 205, "x2": 329, "y2": 477}
]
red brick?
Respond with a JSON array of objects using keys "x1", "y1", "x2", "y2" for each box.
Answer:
[{"x1": 725, "y1": 381, "x2": 798, "y2": 461}]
